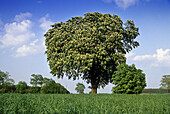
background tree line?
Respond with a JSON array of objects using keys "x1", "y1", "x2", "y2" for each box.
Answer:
[
  {"x1": 0, "y1": 71, "x2": 70, "y2": 94},
  {"x1": 0, "y1": 70, "x2": 169, "y2": 94}
]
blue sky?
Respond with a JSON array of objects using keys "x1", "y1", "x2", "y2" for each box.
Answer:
[{"x1": 0, "y1": 0, "x2": 170, "y2": 93}]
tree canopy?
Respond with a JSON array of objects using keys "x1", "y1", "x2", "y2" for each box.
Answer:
[
  {"x1": 41, "y1": 79, "x2": 70, "y2": 94},
  {"x1": 0, "y1": 70, "x2": 15, "y2": 86},
  {"x1": 112, "y1": 63, "x2": 146, "y2": 94},
  {"x1": 160, "y1": 75, "x2": 170, "y2": 89},
  {"x1": 75, "y1": 82, "x2": 85, "y2": 94},
  {"x1": 44, "y1": 12, "x2": 139, "y2": 93},
  {"x1": 16, "y1": 81, "x2": 28, "y2": 94},
  {"x1": 30, "y1": 74, "x2": 43, "y2": 87},
  {"x1": 43, "y1": 77, "x2": 53, "y2": 85}
]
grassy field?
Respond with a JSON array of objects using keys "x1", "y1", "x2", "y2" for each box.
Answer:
[{"x1": 0, "y1": 93, "x2": 169, "y2": 114}]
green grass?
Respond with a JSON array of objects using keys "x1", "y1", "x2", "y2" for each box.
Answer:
[{"x1": 0, "y1": 93, "x2": 169, "y2": 114}]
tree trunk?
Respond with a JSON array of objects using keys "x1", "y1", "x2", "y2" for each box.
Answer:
[
  {"x1": 91, "y1": 87, "x2": 97, "y2": 94},
  {"x1": 90, "y1": 60, "x2": 99, "y2": 94},
  {"x1": 91, "y1": 80, "x2": 98, "y2": 94}
]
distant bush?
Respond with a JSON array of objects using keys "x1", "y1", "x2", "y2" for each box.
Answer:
[
  {"x1": 0, "y1": 88, "x2": 7, "y2": 93},
  {"x1": 16, "y1": 81, "x2": 28, "y2": 94},
  {"x1": 41, "y1": 80, "x2": 70, "y2": 94},
  {"x1": 143, "y1": 89, "x2": 170, "y2": 93},
  {"x1": 29, "y1": 87, "x2": 41, "y2": 93},
  {"x1": 0, "y1": 85, "x2": 16, "y2": 93}
]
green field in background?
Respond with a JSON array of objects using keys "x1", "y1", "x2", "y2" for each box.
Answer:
[{"x1": 0, "y1": 93, "x2": 169, "y2": 114}]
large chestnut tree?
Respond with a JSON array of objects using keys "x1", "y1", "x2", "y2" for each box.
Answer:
[{"x1": 44, "y1": 12, "x2": 139, "y2": 94}]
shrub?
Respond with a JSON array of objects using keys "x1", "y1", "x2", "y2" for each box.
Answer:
[
  {"x1": 16, "y1": 81, "x2": 28, "y2": 94},
  {"x1": 41, "y1": 80, "x2": 70, "y2": 94},
  {"x1": 0, "y1": 85, "x2": 16, "y2": 93},
  {"x1": 29, "y1": 87, "x2": 41, "y2": 93},
  {"x1": 112, "y1": 63, "x2": 146, "y2": 94},
  {"x1": 0, "y1": 88, "x2": 7, "y2": 93}
]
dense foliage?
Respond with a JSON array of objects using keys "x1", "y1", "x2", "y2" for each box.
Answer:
[
  {"x1": 160, "y1": 75, "x2": 170, "y2": 89},
  {"x1": 0, "y1": 94, "x2": 169, "y2": 113},
  {"x1": 112, "y1": 63, "x2": 146, "y2": 94},
  {"x1": 41, "y1": 79, "x2": 70, "y2": 94},
  {"x1": 30, "y1": 74, "x2": 43, "y2": 87},
  {"x1": 0, "y1": 85, "x2": 16, "y2": 93},
  {"x1": 29, "y1": 87, "x2": 41, "y2": 93},
  {"x1": 0, "y1": 73, "x2": 70, "y2": 94},
  {"x1": 0, "y1": 70, "x2": 15, "y2": 93},
  {"x1": 75, "y1": 82, "x2": 85, "y2": 94},
  {"x1": 45, "y1": 12, "x2": 140, "y2": 93},
  {"x1": 15, "y1": 81, "x2": 28, "y2": 94},
  {"x1": 0, "y1": 70, "x2": 14, "y2": 86}
]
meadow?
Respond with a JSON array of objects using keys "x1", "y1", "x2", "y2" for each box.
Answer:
[{"x1": 0, "y1": 93, "x2": 169, "y2": 114}]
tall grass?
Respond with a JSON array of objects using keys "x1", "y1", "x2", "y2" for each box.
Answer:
[{"x1": 0, "y1": 93, "x2": 169, "y2": 113}]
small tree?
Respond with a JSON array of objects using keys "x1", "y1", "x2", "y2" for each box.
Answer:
[
  {"x1": 112, "y1": 63, "x2": 146, "y2": 94},
  {"x1": 0, "y1": 70, "x2": 15, "y2": 86},
  {"x1": 30, "y1": 74, "x2": 43, "y2": 87},
  {"x1": 75, "y1": 83, "x2": 85, "y2": 94},
  {"x1": 160, "y1": 75, "x2": 170, "y2": 89},
  {"x1": 16, "y1": 81, "x2": 28, "y2": 94},
  {"x1": 41, "y1": 78, "x2": 70, "y2": 94}
]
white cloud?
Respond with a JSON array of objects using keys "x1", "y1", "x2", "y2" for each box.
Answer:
[
  {"x1": 0, "y1": 20, "x2": 35, "y2": 48},
  {"x1": 39, "y1": 14, "x2": 53, "y2": 32},
  {"x1": 133, "y1": 49, "x2": 170, "y2": 67},
  {"x1": 133, "y1": 54, "x2": 153, "y2": 61},
  {"x1": 103, "y1": 0, "x2": 150, "y2": 9},
  {"x1": 14, "y1": 39, "x2": 45, "y2": 57},
  {"x1": 0, "y1": 12, "x2": 48, "y2": 57},
  {"x1": 153, "y1": 49, "x2": 170, "y2": 64},
  {"x1": 14, "y1": 12, "x2": 32, "y2": 22},
  {"x1": 114, "y1": 0, "x2": 139, "y2": 9},
  {"x1": 125, "y1": 52, "x2": 134, "y2": 58}
]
